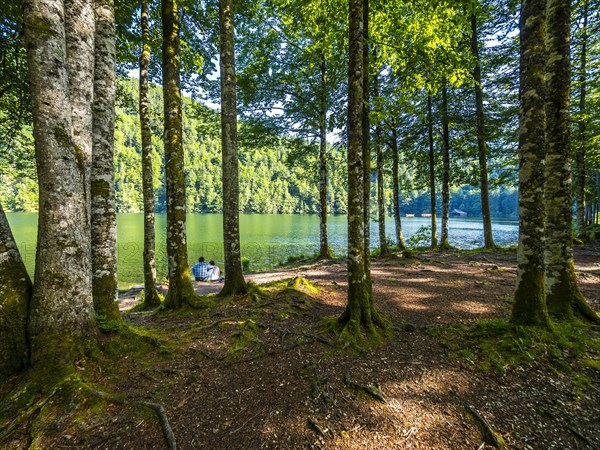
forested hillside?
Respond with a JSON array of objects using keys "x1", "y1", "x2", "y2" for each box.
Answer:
[{"x1": 1, "y1": 78, "x2": 518, "y2": 217}]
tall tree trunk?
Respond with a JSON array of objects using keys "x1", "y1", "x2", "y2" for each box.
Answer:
[
  {"x1": 91, "y1": 0, "x2": 120, "y2": 321},
  {"x1": 374, "y1": 69, "x2": 388, "y2": 256},
  {"x1": 427, "y1": 94, "x2": 437, "y2": 249},
  {"x1": 0, "y1": 203, "x2": 31, "y2": 374},
  {"x1": 161, "y1": 0, "x2": 198, "y2": 308},
  {"x1": 390, "y1": 126, "x2": 404, "y2": 250},
  {"x1": 24, "y1": 0, "x2": 97, "y2": 364},
  {"x1": 544, "y1": 0, "x2": 598, "y2": 323},
  {"x1": 339, "y1": 0, "x2": 383, "y2": 338},
  {"x1": 510, "y1": 0, "x2": 550, "y2": 327},
  {"x1": 440, "y1": 84, "x2": 450, "y2": 249},
  {"x1": 318, "y1": 51, "x2": 331, "y2": 259},
  {"x1": 575, "y1": 0, "x2": 588, "y2": 241},
  {"x1": 471, "y1": 11, "x2": 495, "y2": 249},
  {"x1": 139, "y1": 0, "x2": 161, "y2": 307},
  {"x1": 65, "y1": 0, "x2": 95, "y2": 225},
  {"x1": 361, "y1": 0, "x2": 373, "y2": 294},
  {"x1": 218, "y1": 0, "x2": 247, "y2": 297}
]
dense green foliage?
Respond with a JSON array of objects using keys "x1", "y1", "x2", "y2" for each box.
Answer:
[{"x1": 1, "y1": 77, "x2": 519, "y2": 217}]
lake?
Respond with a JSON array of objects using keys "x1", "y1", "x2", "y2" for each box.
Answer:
[{"x1": 6, "y1": 213, "x2": 518, "y2": 287}]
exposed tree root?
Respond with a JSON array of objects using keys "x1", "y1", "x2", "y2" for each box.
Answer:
[
  {"x1": 463, "y1": 402, "x2": 505, "y2": 449},
  {"x1": 0, "y1": 376, "x2": 73, "y2": 443},
  {"x1": 307, "y1": 416, "x2": 328, "y2": 436},
  {"x1": 344, "y1": 372, "x2": 386, "y2": 403},
  {"x1": 303, "y1": 332, "x2": 335, "y2": 347},
  {"x1": 92, "y1": 390, "x2": 177, "y2": 450},
  {"x1": 1, "y1": 370, "x2": 177, "y2": 450},
  {"x1": 195, "y1": 317, "x2": 239, "y2": 331}
]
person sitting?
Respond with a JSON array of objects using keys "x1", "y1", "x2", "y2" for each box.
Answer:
[
  {"x1": 208, "y1": 260, "x2": 222, "y2": 281},
  {"x1": 192, "y1": 256, "x2": 211, "y2": 281}
]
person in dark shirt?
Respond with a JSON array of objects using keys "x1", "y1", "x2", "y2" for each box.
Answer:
[{"x1": 192, "y1": 256, "x2": 211, "y2": 281}]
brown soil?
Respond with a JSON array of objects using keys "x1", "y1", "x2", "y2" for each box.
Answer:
[{"x1": 6, "y1": 245, "x2": 600, "y2": 449}]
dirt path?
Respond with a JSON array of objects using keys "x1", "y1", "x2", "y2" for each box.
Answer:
[{"x1": 61, "y1": 245, "x2": 600, "y2": 449}]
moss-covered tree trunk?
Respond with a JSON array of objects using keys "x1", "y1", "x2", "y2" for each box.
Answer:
[
  {"x1": 440, "y1": 84, "x2": 450, "y2": 249},
  {"x1": 218, "y1": 0, "x2": 247, "y2": 297},
  {"x1": 373, "y1": 70, "x2": 388, "y2": 257},
  {"x1": 390, "y1": 126, "x2": 404, "y2": 250},
  {"x1": 318, "y1": 52, "x2": 331, "y2": 259},
  {"x1": 24, "y1": 0, "x2": 97, "y2": 364},
  {"x1": 427, "y1": 94, "x2": 437, "y2": 249},
  {"x1": 0, "y1": 203, "x2": 31, "y2": 375},
  {"x1": 510, "y1": 0, "x2": 551, "y2": 328},
  {"x1": 544, "y1": 0, "x2": 599, "y2": 323},
  {"x1": 338, "y1": 0, "x2": 383, "y2": 339},
  {"x1": 91, "y1": 0, "x2": 120, "y2": 321},
  {"x1": 161, "y1": 0, "x2": 197, "y2": 308},
  {"x1": 575, "y1": 0, "x2": 588, "y2": 241},
  {"x1": 139, "y1": 0, "x2": 161, "y2": 307},
  {"x1": 361, "y1": 0, "x2": 373, "y2": 293},
  {"x1": 470, "y1": 11, "x2": 495, "y2": 250}
]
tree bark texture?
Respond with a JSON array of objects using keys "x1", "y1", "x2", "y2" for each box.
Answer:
[
  {"x1": 0, "y1": 203, "x2": 31, "y2": 374},
  {"x1": 161, "y1": 0, "x2": 197, "y2": 308},
  {"x1": 510, "y1": 0, "x2": 551, "y2": 327},
  {"x1": 374, "y1": 71, "x2": 388, "y2": 257},
  {"x1": 575, "y1": 0, "x2": 588, "y2": 240},
  {"x1": 65, "y1": 0, "x2": 95, "y2": 225},
  {"x1": 339, "y1": 0, "x2": 382, "y2": 336},
  {"x1": 390, "y1": 127, "x2": 404, "y2": 250},
  {"x1": 91, "y1": 0, "x2": 120, "y2": 321},
  {"x1": 440, "y1": 84, "x2": 450, "y2": 249},
  {"x1": 471, "y1": 12, "x2": 495, "y2": 249},
  {"x1": 318, "y1": 52, "x2": 331, "y2": 259},
  {"x1": 24, "y1": 0, "x2": 97, "y2": 363},
  {"x1": 544, "y1": 0, "x2": 598, "y2": 323},
  {"x1": 361, "y1": 0, "x2": 373, "y2": 296},
  {"x1": 218, "y1": 0, "x2": 248, "y2": 297},
  {"x1": 427, "y1": 94, "x2": 437, "y2": 249},
  {"x1": 139, "y1": 0, "x2": 161, "y2": 307}
]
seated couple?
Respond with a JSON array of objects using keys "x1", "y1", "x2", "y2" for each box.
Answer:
[{"x1": 192, "y1": 257, "x2": 222, "y2": 282}]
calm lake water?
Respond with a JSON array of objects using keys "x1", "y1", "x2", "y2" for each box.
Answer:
[{"x1": 7, "y1": 213, "x2": 518, "y2": 287}]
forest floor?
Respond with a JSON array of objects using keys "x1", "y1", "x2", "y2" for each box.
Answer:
[{"x1": 3, "y1": 244, "x2": 599, "y2": 450}]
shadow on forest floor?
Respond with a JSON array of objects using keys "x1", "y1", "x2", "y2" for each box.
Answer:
[{"x1": 3, "y1": 244, "x2": 599, "y2": 449}]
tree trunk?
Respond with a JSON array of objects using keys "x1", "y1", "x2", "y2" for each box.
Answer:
[
  {"x1": 361, "y1": 0, "x2": 373, "y2": 293},
  {"x1": 440, "y1": 84, "x2": 450, "y2": 249},
  {"x1": 161, "y1": 0, "x2": 198, "y2": 308},
  {"x1": 544, "y1": 0, "x2": 598, "y2": 323},
  {"x1": 339, "y1": 0, "x2": 383, "y2": 338},
  {"x1": 427, "y1": 94, "x2": 437, "y2": 249},
  {"x1": 24, "y1": 0, "x2": 97, "y2": 364},
  {"x1": 218, "y1": 0, "x2": 247, "y2": 297},
  {"x1": 390, "y1": 126, "x2": 404, "y2": 250},
  {"x1": 471, "y1": 11, "x2": 495, "y2": 249},
  {"x1": 374, "y1": 70, "x2": 388, "y2": 257},
  {"x1": 318, "y1": 51, "x2": 331, "y2": 259},
  {"x1": 575, "y1": 0, "x2": 588, "y2": 241},
  {"x1": 510, "y1": 0, "x2": 551, "y2": 327},
  {"x1": 65, "y1": 0, "x2": 95, "y2": 225},
  {"x1": 0, "y1": 203, "x2": 31, "y2": 375},
  {"x1": 139, "y1": 0, "x2": 161, "y2": 307},
  {"x1": 91, "y1": 0, "x2": 120, "y2": 321}
]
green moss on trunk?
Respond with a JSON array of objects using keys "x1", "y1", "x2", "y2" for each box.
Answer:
[
  {"x1": 546, "y1": 262, "x2": 599, "y2": 324},
  {"x1": 511, "y1": 269, "x2": 551, "y2": 328}
]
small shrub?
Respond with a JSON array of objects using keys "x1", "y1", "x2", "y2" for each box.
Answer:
[
  {"x1": 407, "y1": 225, "x2": 432, "y2": 248},
  {"x1": 241, "y1": 257, "x2": 250, "y2": 272}
]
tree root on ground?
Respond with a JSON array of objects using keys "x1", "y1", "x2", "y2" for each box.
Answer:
[
  {"x1": 463, "y1": 402, "x2": 505, "y2": 449},
  {"x1": 1, "y1": 375, "x2": 177, "y2": 450},
  {"x1": 92, "y1": 390, "x2": 177, "y2": 450},
  {"x1": 344, "y1": 372, "x2": 386, "y2": 403}
]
